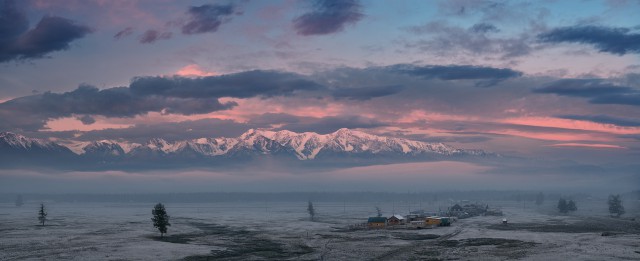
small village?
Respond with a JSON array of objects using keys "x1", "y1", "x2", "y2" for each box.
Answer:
[{"x1": 364, "y1": 202, "x2": 503, "y2": 229}]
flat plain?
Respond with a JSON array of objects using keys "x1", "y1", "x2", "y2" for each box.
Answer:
[{"x1": 1, "y1": 200, "x2": 638, "y2": 260}]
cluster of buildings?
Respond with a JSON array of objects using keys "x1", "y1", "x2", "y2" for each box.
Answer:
[
  {"x1": 367, "y1": 214, "x2": 453, "y2": 229},
  {"x1": 366, "y1": 202, "x2": 502, "y2": 229}
]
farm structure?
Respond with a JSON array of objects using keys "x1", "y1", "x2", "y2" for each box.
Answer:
[
  {"x1": 387, "y1": 215, "x2": 405, "y2": 225},
  {"x1": 367, "y1": 217, "x2": 387, "y2": 228}
]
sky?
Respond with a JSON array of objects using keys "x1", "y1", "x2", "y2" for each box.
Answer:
[{"x1": 1, "y1": 0, "x2": 639, "y2": 193}]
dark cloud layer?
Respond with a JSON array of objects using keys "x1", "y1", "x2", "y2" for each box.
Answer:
[
  {"x1": 534, "y1": 79, "x2": 632, "y2": 97},
  {"x1": 0, "y1": 84, "x2": 236, "y2": 130},
  {"x1": 293, "y1": 0, "x2": 363, "y2": 36},
  {"x1": 181, "y1": 4, "x2": 237, "y2": 35},
  {"x1": 405, "y1": 21, "x2": 534, "y2": 59},
  {"x1": 0, "y1": 70, "x2": 324, "y2": 131},
  {"x1": 538, "y1": 25, "x2": 640, "y2": 55},
  {"x1": 469, "y1": 23, "x2": 499, "y2": 33},
  {"x1": 534, "y1": 78, "x2": 640, "y2": 106},
  {"x1": 331, "y1": 85, "x2": 404, "y2": 100},
  {"x1": 557, "y1": 114, "x2": 640, "y2": 127},
  {"x1": 129, "y1": 70, "x2": 323, "y2": 98},
  {"x1": 0, "y1": 0, "x2": 92, "y2": 62},
  {"x1": 139, "y1": 30, "x2": 172, "y2": 44},
  {"x1": 388, "y1": 64, "x2": 522, "y2": 87},
  {"x1": 589, "y1": 93, "x2": 640, "y2": 106},
  {"x1": 113, "y1": 27, "x2": 134, "y2": 40},
  {"x1": 76, "y1": 115, "x2": 96, "y2": 125}
]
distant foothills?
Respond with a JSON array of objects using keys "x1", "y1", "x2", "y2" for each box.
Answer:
[{"x1": 0, "y1": 128, "x2": 495, "y2": 171}]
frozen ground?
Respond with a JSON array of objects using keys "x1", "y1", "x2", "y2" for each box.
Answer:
[{"x1": 1, "y1": 200, "x2": 638, "y2": 260}]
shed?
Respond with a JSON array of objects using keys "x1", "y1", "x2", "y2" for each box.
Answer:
[
  {"x1": 409, "y1": 220, "x2": 426, "y2": 229},
  {"x1": 439, "y1": 217, "x2": 451, "y2": 226},
  {"x1": 367, "y1": 217, "x2": 387, "y2": 228},
  {"x1": 387, "y1": 214, "x2": 405, "y2": 225}
]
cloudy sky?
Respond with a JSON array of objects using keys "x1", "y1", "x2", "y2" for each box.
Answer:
[{"x1": 1, "y1": 0, "x2": 639, "y2": 192}]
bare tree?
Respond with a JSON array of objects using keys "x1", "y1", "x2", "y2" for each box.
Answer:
[
  {"x1": 151, "y1": 203, "x2": 171, "y2": 238},
  {"x1": 307, "y1": 201, "x2": 315, "y2": 221},
  {"x1": 38, "y1": 203, "x2": 47, "y2": 226}
]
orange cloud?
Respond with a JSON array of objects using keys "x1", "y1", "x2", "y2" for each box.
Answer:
[
  {"x1": 397, "y1": 110, "x2": 480, "y2": 123},
  {"x1": 501, "y1": 117, "x2": 640, "y2": 135},
  {"x1": 397, "y1": 110, "x2": 640, "y2": 142},
  {"x1": 493, "y1": 129, "x2": 612, "y2": 142},
  {"x1": 547, "y1": 143, "x2": 626, "y2": 149},
  {"x1": 175, "y1": 64, "x2": 218, "y2": 77},
  {"x1": 207, "y1": 97, "x2": 345, "y2": 122}
]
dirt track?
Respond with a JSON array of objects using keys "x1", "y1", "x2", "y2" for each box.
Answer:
[{"x1": 372, "y1": 226, "x2": 464, "y2": 261}]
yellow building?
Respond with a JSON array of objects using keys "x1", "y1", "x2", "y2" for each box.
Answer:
[{"x1": 425, "y1": 216, "x2": 441, "y2": 227}]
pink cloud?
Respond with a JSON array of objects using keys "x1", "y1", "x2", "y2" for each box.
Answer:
[
  {"x1": 500, "y1": 117, "x2": 640, "y2": 135},
  {"x1": 42, "y1": 117, "x2": 132, "y2": 132},
  {"x1": 397, "y1": 110, "x2": 480, "y2": 123},
  {"x1": 175, "y1": 64, "x2": 219, "y2": 77},
  {"x1": 547, "y1": 143, "x2": 626, "y2": 149},
  {"x1": 493, "y1": 129, "x2": 612, "y2": 142},
  {"x1": 205, "y1": 97, "x2": 346, "y2": 122},
  {"x1": 396, "y1": 110, "x2": 640, "y2": 143}
]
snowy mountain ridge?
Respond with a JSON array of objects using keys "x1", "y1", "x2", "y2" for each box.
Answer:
[{"x1": 0, "y1": 129, "x2": 490, "y2": 161}]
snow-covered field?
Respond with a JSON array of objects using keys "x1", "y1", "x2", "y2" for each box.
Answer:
[{"x1": 1, "y1": 200, "x2": 638, "y2": 260}]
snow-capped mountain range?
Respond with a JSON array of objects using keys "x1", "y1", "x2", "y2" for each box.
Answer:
[{"x1": 0, "y1": 129, "x2": 492, "y2": 169}]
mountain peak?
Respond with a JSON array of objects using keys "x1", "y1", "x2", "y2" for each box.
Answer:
[
  {"x1": 1, "y1": 131, "x2": 38, "y2": 148},
  {"x1": 239, "y1": 128, "x2": 265, "y2": 139},
  {"x1": 148, "y1": 138, "x2": 168, "y2": 145},
  {"x1": 334, "y1": 128, "x2": 352, "y2": 134},
  {"x1": 241, "y1": 128, "x2": 257, "y2": 136},
  {"x1": 0, "y1": 131, "x2": 69, "y2": 152},
  {"x1": 1, "y1": 131, "x2": 21, "y2": 139}
]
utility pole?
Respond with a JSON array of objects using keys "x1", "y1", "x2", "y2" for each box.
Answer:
[{"x1": 392, "y1": 201, "x2": 395, "y2": 215}]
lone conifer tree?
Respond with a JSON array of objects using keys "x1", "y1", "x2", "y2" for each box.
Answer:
[
  {"x1": 307, "y1": 201, "x2": 315, "y2": 221},
  {"x1": 375, "y1": 206, "x2": 382, "y2": 217},
  {"x1": 38, "y1": 203, "x2": 47, "y2": 226},
  {"x1": 557, "y1": 198, "x2": 568, "y2": 214},
  {"x1": 608, "y1": 194, "x2": 625, "y2": 217},
  {"x1": 567, "y1": 200, "x2": 577, "y2": 212},
  {"x1": 151, "y1": 203, "x2": 170, "y2": 237}
]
